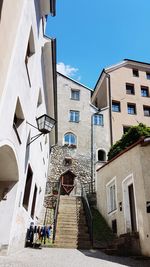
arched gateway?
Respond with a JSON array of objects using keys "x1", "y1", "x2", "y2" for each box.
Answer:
[
  {"x1": 60, "y1": 170, "x2": 76, "y2": 195},
  {"x1": 0, "y1": 144, "x2": 19, "y2": 252}
]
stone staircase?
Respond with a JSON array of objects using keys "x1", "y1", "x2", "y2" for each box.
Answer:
[{"x1": 54, "y1": 195, "x2": 91, "y2": 249}]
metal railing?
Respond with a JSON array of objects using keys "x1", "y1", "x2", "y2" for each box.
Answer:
[
  {"x1": 81, "y1": 183, "x2": 93, "y2": 245},
  {"x1": 52, "y1": 180, "x2": 61, "y2": 243}
]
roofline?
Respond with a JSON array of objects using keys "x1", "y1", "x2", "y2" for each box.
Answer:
[
  {"x1": 57, "y1": 72, "x2": 92, "y2": 91},
  {"x1": 94, "y1": 58, "x2": 150, "y2": 91},
  {"x1": 124, "y1": 58, "x2": 150, "y2": 67}
]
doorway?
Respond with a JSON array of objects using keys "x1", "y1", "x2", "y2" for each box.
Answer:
[
  {"x1": 60, "y1": 170, "x2": 76, "y2": 195},
  {"x1": 123, "y1": 175, "x2": 137, "y2": 233},
  {"x1": 128, "y1": 184, "x2": 137, "y2": 232}
]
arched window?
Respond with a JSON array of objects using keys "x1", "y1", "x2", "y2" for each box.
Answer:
[
  {"x1": 98, "y1": 149, "x2": 106, "y2": 161},
  {"x1": 64, "y1": 133, "x2": 77, "y2": 146}
]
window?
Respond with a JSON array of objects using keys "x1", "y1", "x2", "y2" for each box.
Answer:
[
  {"x1": 64, "y1": 133, "x2": 77, "y2": 146},
  {"x1": 143, "y1": 106, "x2": 150, "y2": 117},
  {"x1": 107, "y1": 180, "x2": 117, "y2": 213},
  {"x1": 37, "y1": 89, "x2": 42, "y2": 107},
  {"x1": 98, "y1": 149, "x2": 106, "y2": 161},
  {"x1": 127, "y1": 103, "x2": 136, "y2": 115},
  {"x1": 126, "y1": 83, "x2": 135, "y2": 95},
  {"x1": 93, "y1": 114, "x2": 103, "y2": 126},
  {"x1": 23, "y1": 166, "x2": 33, "y2": 210},
  {"x1": 112, "y1": 101, "x2": 120, "y2": 112},
  {"x1": 132, "y1": 69, "x2": 139, "y2": 77},
  {"x1": 25, "y1": 27, "x2": 35, "y2": 87},
  {"x1": 141, "y1": 86, "x2": 149, "y2": 97},
  {"x1": 146, "y1": 72, "x2": 150, "y2": 80},
  {"x1": 71, "y1": 89, "x2": 80, "y2": 100},
  {"x1": 123, "y1": 126, "x2": 131, "y2": 134},
  {"x1": 31, "y1": 185, "x2": 37, "y2": 218},
  {"x1": 13, "y1": 98, "x2": 24, "y2": 144},
  {"x1": 70, "y1": 110, "x2": 79, "y2": 122}
]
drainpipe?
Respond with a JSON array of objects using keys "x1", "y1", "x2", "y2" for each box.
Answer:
[
  {"x1": 104, "y1": 71, "x2": 113, "y2": 146},
  {"x1": 91, "y1": 109, "x2": 101, "y2": 194}
]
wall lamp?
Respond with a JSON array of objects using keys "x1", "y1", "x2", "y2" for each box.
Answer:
[{"x1": 27, "y1": 114, "x2": 56, "y2": 146}]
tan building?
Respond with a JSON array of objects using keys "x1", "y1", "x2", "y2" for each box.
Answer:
[
  {"x1": 92, "y1": 59, "x2": 150, "y2": 146},
  {"x1": 96, "y1": 137, "x2": 150, "y2": 256}
]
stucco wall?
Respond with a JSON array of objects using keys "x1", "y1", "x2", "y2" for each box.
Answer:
[
  {"x1": 96, "y1": 143, "x2": 150, "y2": 256},
  {"x1": 0, "y1": 0, "x2": 55, "y2": 254}
]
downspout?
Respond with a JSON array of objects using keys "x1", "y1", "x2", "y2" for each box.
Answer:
[
  {"x1": 51, "y1": 38, "x2": 58, "y2": 144},
  {"x1": 104, "y1": 71, "x2": 113, "y2": 146}
]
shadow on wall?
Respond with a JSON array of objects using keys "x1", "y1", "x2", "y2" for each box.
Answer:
[{"x1": 0, "y1": 0, "x2": 3, "y2": 21}]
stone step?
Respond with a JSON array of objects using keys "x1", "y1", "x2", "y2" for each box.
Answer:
[
  {"x1": 56, "y1": 228, "x2": 89, "y2": 235},
  {"x1": 54, "y1": 240, "x2": 91, "y2": 249}
]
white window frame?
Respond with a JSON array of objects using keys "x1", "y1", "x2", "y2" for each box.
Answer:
[
  {"x1": 69, "y1": 110, "x2": 79, "y2": 122},
  {"x1": 64, "y1": 133, "x2": 77, "y2": 146},
  {"x1": 106, "y1": 177, "x2": 117, "y2": 214},
  {"x1": 71, "y1": 89, "x2": 80, "y2": 101},
  {"x1": 93, "y1": 114, "x2": 103, "y2": 126}
]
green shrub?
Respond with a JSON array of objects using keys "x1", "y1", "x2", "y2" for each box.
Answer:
[{"x1": 108, "y1": 123, "x2": 150, "y2": 160}]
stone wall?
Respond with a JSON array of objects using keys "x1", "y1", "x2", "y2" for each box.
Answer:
[{"x1": 46, "y1": 144, "x2": 91, "y2": 193}]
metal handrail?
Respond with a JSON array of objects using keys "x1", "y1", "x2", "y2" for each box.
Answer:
[
  {"x1": 81, "y1": 183, "x2": 93, "y2": 245},
  {"x1": 52, "y1": 180, "x2": 61, "y2": 243}
]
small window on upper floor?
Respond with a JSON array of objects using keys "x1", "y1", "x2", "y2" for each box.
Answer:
[
  {"x1": 146, "y1": 72, "x2": 150, "y2": 80},
  {"x1": 127, "y1": 103, "x2": 136, "y2": 115},
  {"x1": 13, "y1": 98, "x2": 25, "y2": 144},
  {"x1": 98, "y1": 149, "x2": 106, "y2": 161},
  {"x1": 25, "y1": 27, "x2": 35, "y2": 87},
  {"x1": 37, "y1": 89, "x2": 42, "y2": 107},
  {"x1": 141, "y1": 86, "x2": 149, "y2": 97},
  {"x1": 69, "y1": 110, "x2": 79, "y2": 123},
  {"x1": 126, "y1": 83, "x2": 135, "y2": 95},
  {"x1": 93, "y1": 114, "x2": 103, "y2": 126},
  {"x1": 132, "y1": 69, "x2": 139, "y2": 77},
  {"x1": 112, "y1": 101, "x2": 120, "y2": 112},
  {"x1": 143, "y1": 106, "x2": 150, "y2": 117},
  {"x1": 71, "y1": 89, "x2": 80, "y2": 101}
]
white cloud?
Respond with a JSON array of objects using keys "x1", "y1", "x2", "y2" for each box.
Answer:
[{"x1": 57, "y1": 62, "x2": 79, "y2": 78}]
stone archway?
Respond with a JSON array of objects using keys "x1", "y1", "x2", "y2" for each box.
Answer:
[
  {"x1": 0, "y1": 144, "x2": 19, "y2": 251},
  {"x1": 60, "y1": 170, "x2": 76, "y2": 195}
]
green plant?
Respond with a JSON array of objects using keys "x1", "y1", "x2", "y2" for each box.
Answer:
[{"x1": 108, "y1": 123, "x2": 150, "y2": 160}]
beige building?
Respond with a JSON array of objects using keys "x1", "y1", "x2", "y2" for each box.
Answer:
[
  {"x1": 96, "y1": 137, "x2": 150, "y2": 256},
  {"x1": 0, "y1": 0, "x2": 57, "y2": 255},
  {"x1": 92, "y1": 59, "x2": 150, "y2": 147}
]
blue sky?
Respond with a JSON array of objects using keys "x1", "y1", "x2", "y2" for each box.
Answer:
[{"x1": 46, "y1": 0, "x2": 150, "y2": 89}]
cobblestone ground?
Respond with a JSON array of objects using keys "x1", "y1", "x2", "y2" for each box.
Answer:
[{"x1": 0, "y1": 248, "x2": 150, "y2": 267}]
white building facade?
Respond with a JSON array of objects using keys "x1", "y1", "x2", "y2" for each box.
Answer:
[{"x1": 0, "y1": 0, "x2": 57, "y2": 255}]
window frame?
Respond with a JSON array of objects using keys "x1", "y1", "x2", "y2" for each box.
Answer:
[
  {"x1": 71, "y1": 89, "x2": 80, "y2": 101},
  {"x1": 143, "y1": 105, "x2": 150, "y2": 117},
  {"x1": 97, "y1": 149, "x2": 106, "y2": 161},
  {"x1": 112, "y1": 101, "x2": 121, "y2": 112},
  {"x1": 69, "y1": 110, "x2": 80, "y2": 123},
  {"x1": 126, "y1": 83, "x2": 135, "y2": 95},
  {"x1": 132, "y1": 69, "x2": 139, "y2": 77},
  {"x1": 64, "y1": 132, "x2": 77, "y2": 146},
  {"x1": 141, "y1": 86, "x2": 149, "y2": 97},
  {"x1": 106, "y1": 178, "x2": 117, "y2": 214},
  {"x1": 146, "y1": 72, "x2": 150, "y2": 80},
  {"x1": 93, "y1": 114, "x2": 104, "y2": 126},
  {"x1": 127, "y1": 103, "x2": 136, "y2": 115}
]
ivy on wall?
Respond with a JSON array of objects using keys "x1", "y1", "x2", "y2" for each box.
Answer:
[{"x1": 108, "y1": 123, "x2": 150, "y2": 160}]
